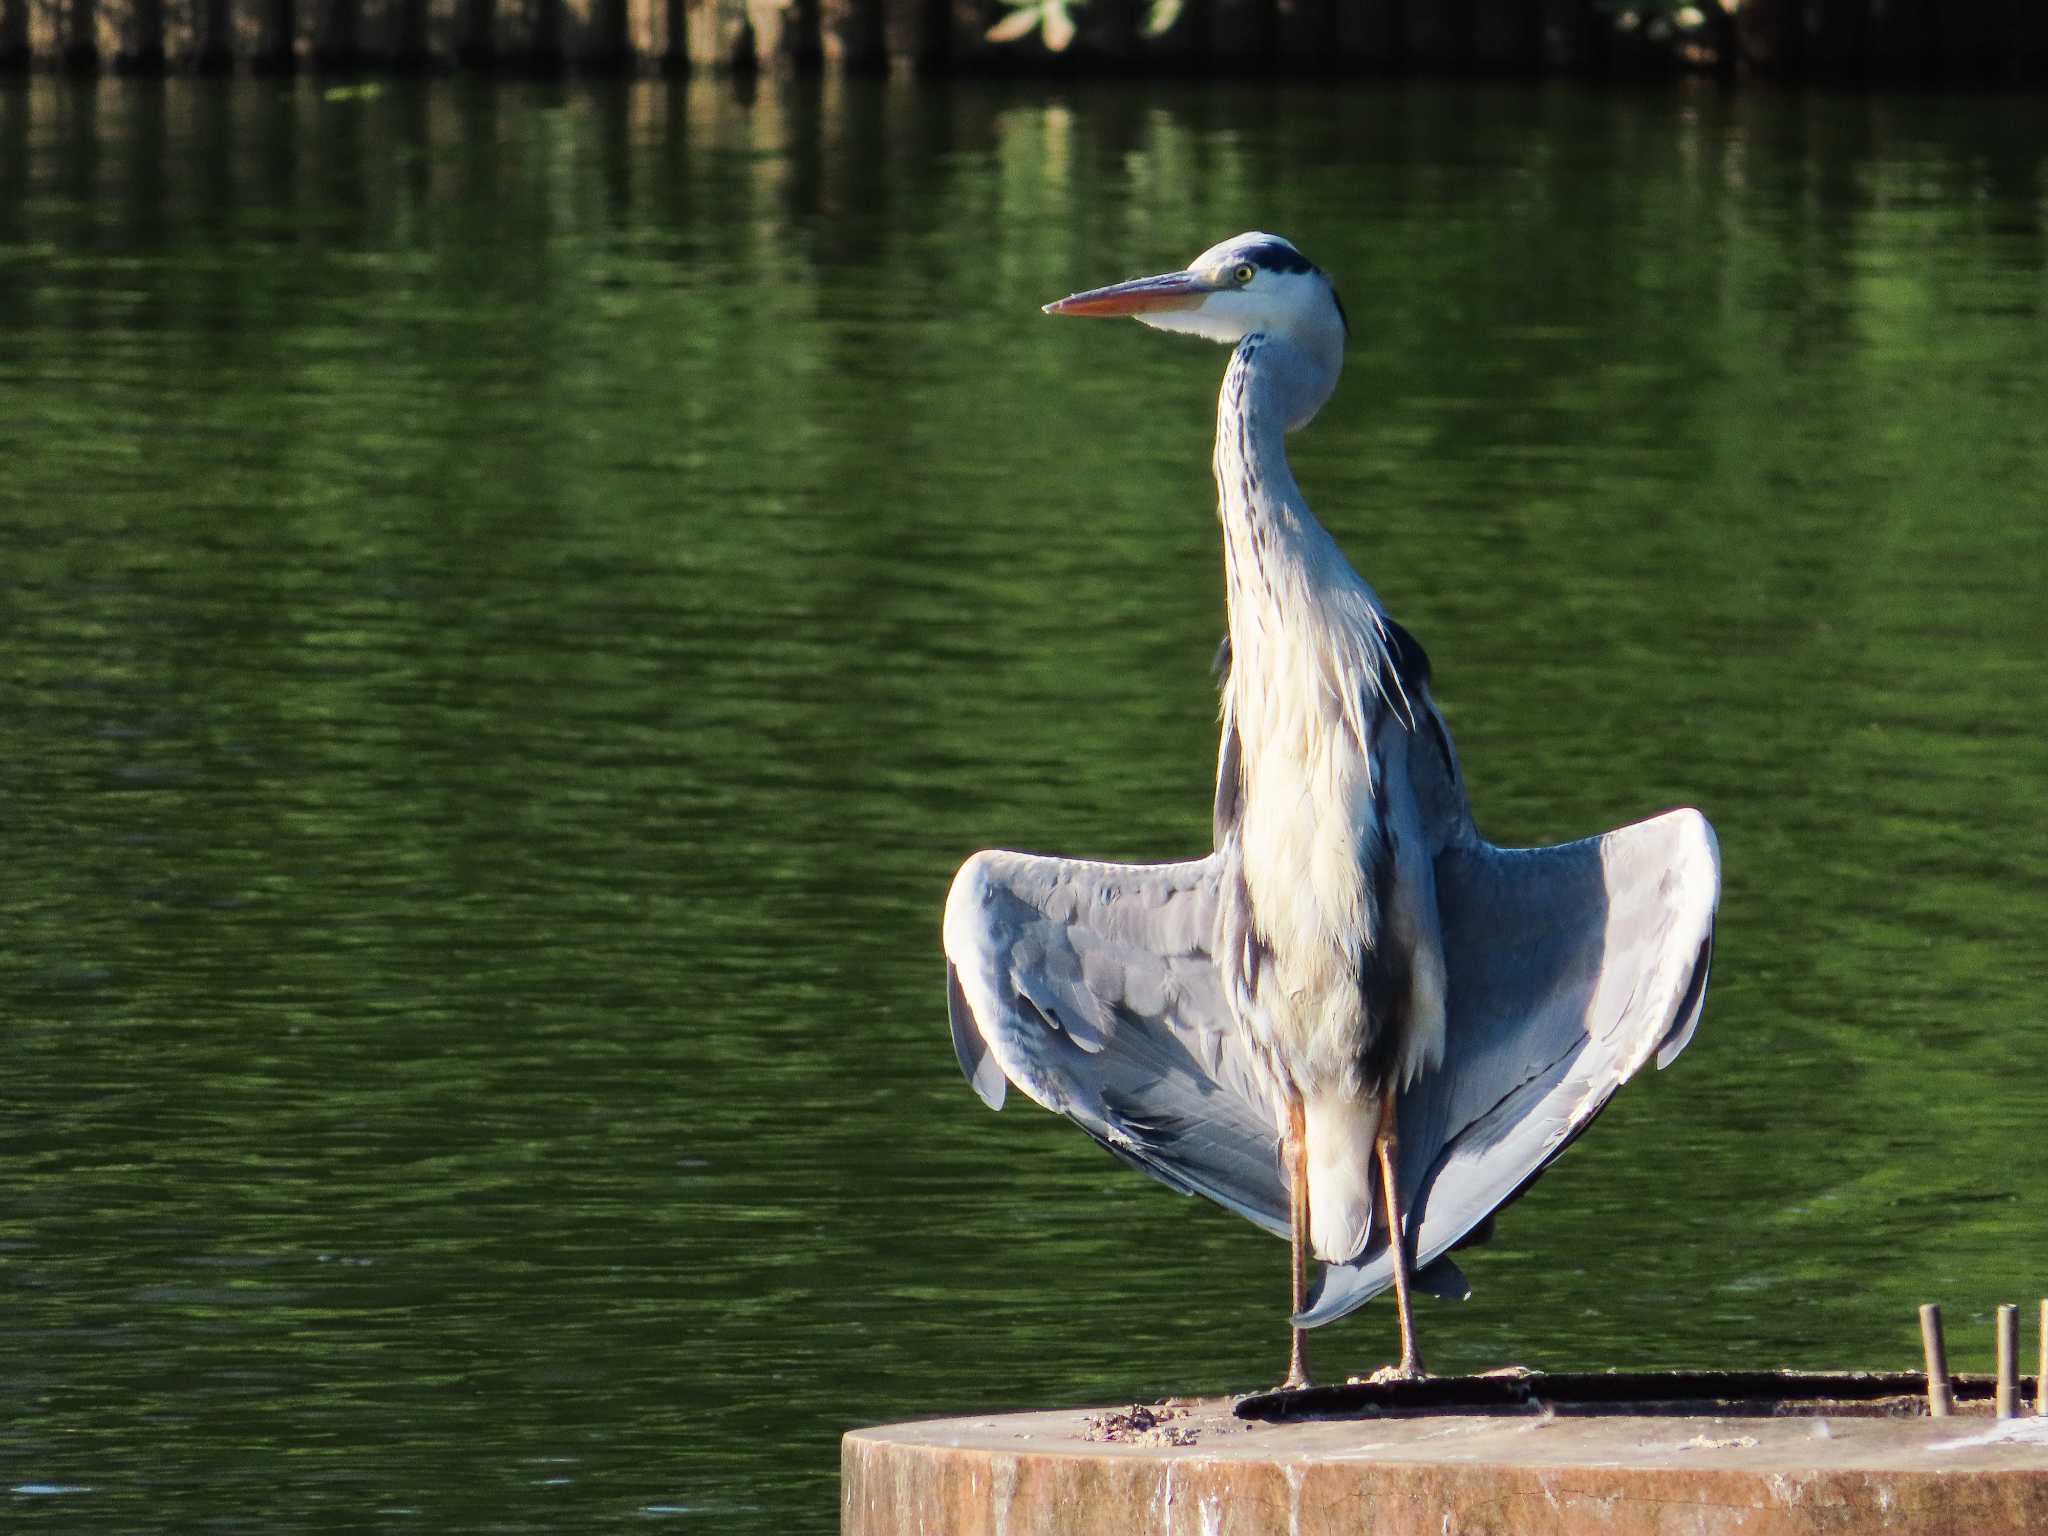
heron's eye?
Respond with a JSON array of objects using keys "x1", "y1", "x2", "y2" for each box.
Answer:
[{"x1": 1233, "y1": 263, "x2": 1256, "y2": 285}]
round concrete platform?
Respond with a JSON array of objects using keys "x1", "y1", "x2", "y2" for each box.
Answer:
[{"x1": 843, "y1": 1383, "x2": 2048, "y2": 1536}]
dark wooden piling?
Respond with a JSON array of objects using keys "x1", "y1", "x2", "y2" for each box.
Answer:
[
  {"x1": 1207, "y1": 0, "x2": 1271, "y2": 73},
  {"x1": 1274, "y1": 0, "x2": 1338, "y2": 78},
  {"x1": 252, "y1": 0, "x2": 298, "y2": 73},
  {"x1": 883, "y1": 0, "x2": 949, "y2": 71},
  {"x1": 190, "y1": 0, "x2": 236, "y2": 71},
  {"x1": 390, "y1": 0, "x2": 434, "y2": 70},
  {"x1": 1866, "y1": 0, "x2": 1940, "y2": 79},
  {"x1": 3, "y1": 0, "x2": 2045, "y2": 80},
  {"x1": 1404, "y1": 0, "x2": 1469, "y2": 70},
  {"x1": 1472, "y1": 0, "x2": 1540, "y2": 72},
  {"x1": 0, "y1": 0, "x2": 26, "y2": 70},
  {"x1": 60, "y1": 0, "x2": 100, "y2": 71},
  {"x1": 685, "y1": 0, "x2": 750, "y2": 71},
  {"x1": 781, "y1": 0, "x2": 824, "y2": 67},
  {"x1": 454, "y1": 0, "x2": 496, "y2": 66},
  {"x1": 766, "y1": 0, "x2": 809, "y2": 67},
  {"x1": 312, "y1": 0, "x2": 362, "y2": 70},
  {"x1": 1079, "y1": 0, "x2": 1141, "y2": 69},
  {"x1": 588, "y1": 0, "x2": 635, "y2": 70},
  {"x1": 1541, "y1": 0, "x2": 1606, "y2": 72},
  {"x1": 941, "y1": 0, "x2": 1004, "y2": 74},
  {"x1": 659, "y1": 0, "x2": 687, "y2": 71},
  {"x1": 822, "y1": 0, "x2": 886, "y2": 73},
  {"x1": 1812, "y1": 0, "x2": 1871, "y2": 77},
  {"x1": 528, "y1": 0, "x2": 567, "y2": 74},
  {"x1": 1334, "y1": 0, "x2": 1397, "y2": 70},
  {"x1": 117, "y1": 0, "x2": 168, "y2": 73}
]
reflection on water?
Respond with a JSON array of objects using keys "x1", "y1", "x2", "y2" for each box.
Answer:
[{"x1": 2, "y1": 74, "x2": 2046, "y2": 1532}]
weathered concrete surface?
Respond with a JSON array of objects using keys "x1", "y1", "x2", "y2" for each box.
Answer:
[{"x1": 844, "y1": 1400, "x2": 2048, "y2": 1536}]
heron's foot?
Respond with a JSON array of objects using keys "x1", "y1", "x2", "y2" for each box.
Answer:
[
  {"x1": 1365, "y1": 1358, "x2": 1428, "y2": 1386},
  {"x1": 1275, "y1": 1323, "x2": 1313, "y2": 1392}
]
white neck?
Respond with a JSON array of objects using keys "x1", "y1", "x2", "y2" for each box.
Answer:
[
  {"x1": 1213, "y1": 337, "x2": 1360, "y2": 599},
  {"x1": 1213, "y1": 336, "x2": 1389, "y2": 736}
]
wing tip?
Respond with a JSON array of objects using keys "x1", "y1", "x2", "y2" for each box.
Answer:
[
  {"x1": 1654, "y1": 930, "x2": 1714, "y2": 1070},
  {"x1": 1651, "y1": 807, "x2": 1720, "y2": 1071}
]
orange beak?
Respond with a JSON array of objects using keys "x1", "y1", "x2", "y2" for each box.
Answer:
[{"x1": 1043, "y1": 271, "x2": 1218, "y2": 318}]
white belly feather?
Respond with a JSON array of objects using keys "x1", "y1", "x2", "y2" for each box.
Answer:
[
  {"x1": 1233, "y1": 633, "x2": 1377, "y2": 1087},
  {"x1": 1226, "y1": 589, "x2": 1448, "y2": 1265},
  {"x1": 1209, "y1": 339, "x2": 1448, "y2": 1264}
]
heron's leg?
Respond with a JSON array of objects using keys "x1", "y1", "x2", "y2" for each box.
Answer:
[
  {"x1": 1282, "y1": 1094, "x2": 1312, "y2": 1390},
  {"x1": 1374, "y1": 1097, "x2": 1427, "y2": 1381}
]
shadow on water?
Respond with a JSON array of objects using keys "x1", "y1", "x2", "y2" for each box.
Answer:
[{"x1": 0, "y1": 72, "x2": 2045, "y2": 1533}]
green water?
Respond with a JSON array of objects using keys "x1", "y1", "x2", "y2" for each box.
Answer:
[{"x1": 2, "y1": 75, "x2": 2045, "y2": 1531}]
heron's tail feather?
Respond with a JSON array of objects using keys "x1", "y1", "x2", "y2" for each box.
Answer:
[{"x1": 1304, "y1": 1090, "x2": 1378, "y2": 1263}]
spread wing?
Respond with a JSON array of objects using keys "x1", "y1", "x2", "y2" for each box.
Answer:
[
  {"x1": 942, "y1": 849, "x2": 1288, "y2": 1234},
  {"x1": 1299, "y1": 806, "x2": 1720, "y2": 1325},
  {"x1": 941, "y1": 807, "x2": 1718, "y2": 1329},
  {"x1": 943, "y1": 846, "x2": 1476, "y2": 1301}
]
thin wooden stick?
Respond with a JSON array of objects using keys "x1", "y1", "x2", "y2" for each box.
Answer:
[
  {"x1": 2038, "y1": 1299, "x2": 2047, "y2": 1417},
  {"x1": 1998, "y1": 1304, "x2": 2019, "y2": 1418},
  {"x1": 1920, "y1": 1303, "x2": 1953, "y2": 1417}
]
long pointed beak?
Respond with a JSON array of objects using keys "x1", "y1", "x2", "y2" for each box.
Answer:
[{"x1": 1043, "y1": 271, "x2": 1218, "y2": 318}]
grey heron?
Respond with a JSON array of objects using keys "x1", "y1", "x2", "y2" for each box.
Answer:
[{"x1": 943, "y1": 232, "x2": 1720, "y2": 1388}]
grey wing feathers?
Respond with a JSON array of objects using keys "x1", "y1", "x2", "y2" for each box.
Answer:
[
  {"x1": 1300, "y1": 806, "x2": 1720, "y2": 1326},
  {"x1": 942, "y1": 849, "x2": 1290, "y2": 1236},
  {"x1": 941, "y1": 809, "x2": 1719, "y2": 1331}
]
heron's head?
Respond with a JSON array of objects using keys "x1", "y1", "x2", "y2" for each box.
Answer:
[{"x1": 1044, "y1": 233, "x2": 1347, "y2": 427}]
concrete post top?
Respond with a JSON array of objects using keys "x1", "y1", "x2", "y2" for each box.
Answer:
[{"x1": 845, "y1": 1391, "x2": 2048, "y2": 1536}]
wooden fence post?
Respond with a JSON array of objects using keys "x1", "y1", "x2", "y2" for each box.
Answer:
[
  {"x1": 1997, "y1": 1305, "x2": 2020, "y2": 1419},
  {"x1": 1921, "y1": 1304, "x2": 1955, "y2": 1417},
  {"x1": 2038, "y1": 1299, "x2": 2047, "y2": 1417}
]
